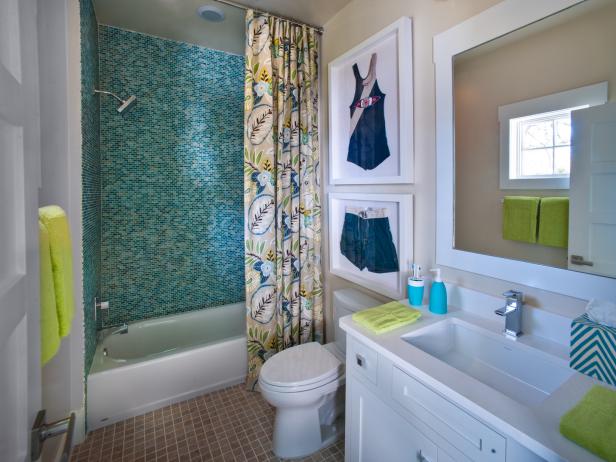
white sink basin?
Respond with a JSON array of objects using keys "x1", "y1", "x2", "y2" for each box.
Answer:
[{"x1": 402, "y1": 318, "x2": 573, "y2": 406}]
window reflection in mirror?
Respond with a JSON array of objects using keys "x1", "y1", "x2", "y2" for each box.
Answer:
[{"x1": 453, "y1": 0, "x2": 616, "y2": 278}]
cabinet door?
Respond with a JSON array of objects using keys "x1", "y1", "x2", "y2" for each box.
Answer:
[{"x1": 347, "y1": 376, "x2": 438, "y2": 462}]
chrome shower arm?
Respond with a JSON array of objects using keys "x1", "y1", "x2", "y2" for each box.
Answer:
[
  {"x1": 94, "y1": 89, "x2": 137, "y2": 114},
  {"x1": 93, "y1": 89, "x2": 124, "y2": 104}
]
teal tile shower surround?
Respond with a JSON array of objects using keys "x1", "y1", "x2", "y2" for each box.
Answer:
[
  {"x1": 80, "y1": 0, "x2": 100, "y2": 374},
  {"x1": 98, "y1": 26, "x2": 245, "y2": 326}
]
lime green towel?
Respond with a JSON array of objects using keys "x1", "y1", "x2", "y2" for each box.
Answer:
[
  {"x1": 40, "y1": 222, "x2": 60, "y2": 366},
  {"x1": 560, "y1": 386, "x2": 616, "y2": 462},
  {"x1": 538, "y1": 197, "x2": 569, "y2": 248},
  {"x1": 39, "y1": 206, "x2": 74, "y2": 337},
  {"x1": 352, "y1": 302, "x2": 421, "y2": 334},
  {"x1": 502, "y1": 196, "x2": 540, "y2": 243}
]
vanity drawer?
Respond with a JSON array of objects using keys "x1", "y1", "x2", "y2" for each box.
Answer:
[
  {"x1": 392, "y1": 366, "x2": 506, "y2": 462},
  {"x1": 347, "y1": 337, "x2": 378, "y2": 385}
]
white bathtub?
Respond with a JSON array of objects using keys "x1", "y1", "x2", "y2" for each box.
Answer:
[{"x1": 87, "y1": 301, "x2": 247, "y2": 430}]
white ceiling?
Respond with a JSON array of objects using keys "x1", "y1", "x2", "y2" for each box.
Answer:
[{"x1": 92, "y1": 0, "x2": 351, "y2": 55}]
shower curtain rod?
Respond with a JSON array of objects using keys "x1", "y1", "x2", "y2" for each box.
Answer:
[{"x1": 212, "y1": 0, "x2": 324, "y2": 34}]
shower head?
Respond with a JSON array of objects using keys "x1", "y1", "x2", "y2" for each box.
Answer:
[
  {"x1": 94, "y1": 89, "x2": 137, "y2": 114},
  {"x1": 117, "y1": 95, "x2": 137, "y2": 114}
]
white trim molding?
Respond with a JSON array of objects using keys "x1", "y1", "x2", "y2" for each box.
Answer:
[{"x1": 434, "y1": 0, "x2": 616, "y2": 301}]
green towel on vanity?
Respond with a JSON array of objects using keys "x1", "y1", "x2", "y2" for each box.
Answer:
[
  {"x1": 352, "y1": 302, "x2": 421, "y2": 334},
  {"x1": 502, "y1": 196, "x2": 540, "y2": 243},
  {"x1": 560, "y1": 386, "x2": 616, "y2": 462},
  {"x1": 538, "y1": 197, "x2": 569, "y2": 248}
]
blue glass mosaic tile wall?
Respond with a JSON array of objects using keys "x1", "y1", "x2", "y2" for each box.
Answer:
[
  {"x1": 80, "y1": 0, "x2": 100, "y2": 374},
  {"x1": 98, "y1": 26, "x2": 245, "y2": 326}
]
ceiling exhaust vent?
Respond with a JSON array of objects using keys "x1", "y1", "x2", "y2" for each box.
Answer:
[{"x1": 197, "y1": 5, "x2": 226, "y2": 22}]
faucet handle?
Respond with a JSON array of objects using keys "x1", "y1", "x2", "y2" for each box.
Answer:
[{"x1": 502, "y1": 290, "x2": 523, "y2": 300}]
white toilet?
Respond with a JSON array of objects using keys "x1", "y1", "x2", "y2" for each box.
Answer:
[{"x1": 259, "y1": 289, "x2": 380, "y2": 459}]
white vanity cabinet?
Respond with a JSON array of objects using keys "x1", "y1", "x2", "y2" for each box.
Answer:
[
  {"x1": 347, "y1": 376, "x2": 438, "y2": 462},
  {"x1": 345, "y1": 335, "x2": 537, "y2": 462}
]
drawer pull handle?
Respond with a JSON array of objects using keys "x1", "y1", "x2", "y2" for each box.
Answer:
[{"x1": 356, "y1": 354, "x2": 365, "y2": 367}]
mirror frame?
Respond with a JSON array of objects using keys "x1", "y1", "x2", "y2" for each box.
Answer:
[{"x1": 434, "y1": 0, "x2": 616, "y2": 300}]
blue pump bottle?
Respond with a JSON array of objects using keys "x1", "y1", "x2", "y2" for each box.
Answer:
[{"x1": 429, "y1": 268, "x2": 447, "y2": 315}]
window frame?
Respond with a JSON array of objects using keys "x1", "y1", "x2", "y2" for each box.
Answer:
[{"x1": 498, "y1": 82, "x2": 608, "y2": 190}]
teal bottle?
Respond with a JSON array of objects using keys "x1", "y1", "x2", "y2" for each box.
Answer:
[{"x1": 429, "y1": 268, "x2": 447, "y2": 315}]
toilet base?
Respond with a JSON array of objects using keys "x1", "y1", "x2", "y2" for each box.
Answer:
[
  {"x1": 272, "y1": 413, "x2": 344, "y2": 460},
  {"x1": 268, "y1": 386, "x2": 345, "y2": 459},
  {"x1": 319, "y1": 415, "x2": 345, "y2": 452}
]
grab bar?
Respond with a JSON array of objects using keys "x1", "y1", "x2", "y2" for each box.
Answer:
[{"x1": 31, "y1": 409, "x2": 75, "y2": 462}]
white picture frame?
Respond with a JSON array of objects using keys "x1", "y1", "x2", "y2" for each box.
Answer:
[
  {"x1": 329, "y1": 192, "x2": 413, "y2": 299},
  {"x1": 328, "y1": 17, "x2": 414, "y2": 185}
]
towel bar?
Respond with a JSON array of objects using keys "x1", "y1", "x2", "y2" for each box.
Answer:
[{"x1": 31, "y1": 409, "x2": 75, "y2": 462}]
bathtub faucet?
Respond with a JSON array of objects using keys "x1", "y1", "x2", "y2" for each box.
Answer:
[{"x1": 111, "y1": 323, "x2": 129, "y2": 335}]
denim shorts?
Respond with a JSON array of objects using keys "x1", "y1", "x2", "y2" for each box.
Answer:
[{"x1": 339, "y1": 209, "x2": 399, "y2": 273}]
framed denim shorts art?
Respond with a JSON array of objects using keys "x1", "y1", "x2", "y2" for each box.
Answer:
[
  {"x1": 329, "y1": 192, "x2": 413, "y2": 299},
  {"x1": 339, "y1": 207, "x2": 399, "y2": 274}
]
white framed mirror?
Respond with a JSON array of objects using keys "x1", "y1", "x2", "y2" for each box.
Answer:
[{"x1": 434, "y1": 0, "x2": 616, "y2": 300}]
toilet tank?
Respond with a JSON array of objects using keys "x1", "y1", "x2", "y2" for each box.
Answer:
[{"x1": 333, "y1": 289, "x2": 381, "y2": 354}]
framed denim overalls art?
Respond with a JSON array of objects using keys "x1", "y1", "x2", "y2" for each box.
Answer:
[
  {"x1": 329, "y1": 193, "x2": 413, "y2": 299},
  {"x1": 328, "y1": 17, "x2": 414, "y2": 185}
]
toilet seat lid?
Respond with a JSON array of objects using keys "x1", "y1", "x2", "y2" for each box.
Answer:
[{"x1": 259, "y1": 342, "x2": 343, "y2": 388}]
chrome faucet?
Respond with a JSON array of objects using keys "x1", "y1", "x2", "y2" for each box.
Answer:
[
  {"x1": 111, "y1": 323, "x2": 128, "y2": 335},
  {"x1": 494, "y1": 290, "x2": 523, "y2": 338}
]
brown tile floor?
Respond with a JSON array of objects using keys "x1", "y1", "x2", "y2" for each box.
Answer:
[{"x1": 71, "y1": 384, "x2": 345, "y2": 462}]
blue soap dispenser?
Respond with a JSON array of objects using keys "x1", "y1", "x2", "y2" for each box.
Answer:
[{"x1": 429, "y1": 268, "x2": 447, "y2": 315}]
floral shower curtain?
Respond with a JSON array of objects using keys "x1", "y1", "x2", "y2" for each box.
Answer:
[{"x1": 244, "y1": 10, "x2": 323, "y2": 389}]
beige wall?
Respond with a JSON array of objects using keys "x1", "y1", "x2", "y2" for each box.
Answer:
[
  {"x1": 454, "y1": 2, "x2": 616, "y2": 269},
  {"x1": 321, "y1": 0, "x2": 590, "y2": 343}
]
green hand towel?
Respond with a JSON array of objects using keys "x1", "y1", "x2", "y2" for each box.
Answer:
[
  {"x1": 538, "y1": 197, "x2": 569, "y2": 248},
  {"x1": 40, "y1": 222, "x2": 60, "y2": 366},
  {"x1": 502, "y1": 196, "x2": 540, "y2": 243},
  {"x1": 352, "y1": 302, "x2": 421, "y2": 334},
  {"x1": 39, "y1": 206, "x2": 75, "y2": 337},
  {"x1": 560, "y1": 386, "x2": 616, "y2": 462}
]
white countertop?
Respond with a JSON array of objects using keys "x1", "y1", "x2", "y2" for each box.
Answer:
[{"x1": 340, "y1": 299, "x2": 609, "y2": 462}]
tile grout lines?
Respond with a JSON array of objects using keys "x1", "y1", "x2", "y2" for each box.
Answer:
[{"x1": 72, "y1": 383, "x2": 344, "y2": 462}]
